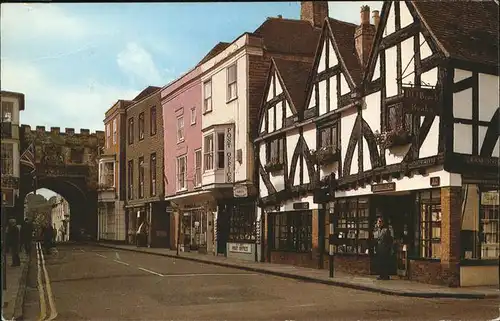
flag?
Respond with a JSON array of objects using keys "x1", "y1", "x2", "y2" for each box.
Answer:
[{"x1": 20, "y1": 142, "x2": 36, "y2": 173}]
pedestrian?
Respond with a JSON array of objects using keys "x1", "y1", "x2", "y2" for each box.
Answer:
[
  {"x1": 373, "y1": 216, "x2": 393, "y2": 280},
  {"x1": 20, "y1": 217, "x2": 34, "y2": 255},
  {"x1": 6, "y1": 218, "x2": 21, "y2": 267}
]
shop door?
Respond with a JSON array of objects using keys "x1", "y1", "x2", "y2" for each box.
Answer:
[{"x1": 216, "y1": 206, "x2": 230, "y2": 256}]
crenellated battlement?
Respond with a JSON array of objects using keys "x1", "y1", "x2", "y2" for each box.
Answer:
[{"x1": 21, "y1": 124, "x2": 103, "y2": 136}]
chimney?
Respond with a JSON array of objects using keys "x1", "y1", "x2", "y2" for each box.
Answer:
[
  {"x1": 355, "y1": 5, "x2": 376, "y2": 67},
  {"x1": 300, "y1": 1, "x2": 329, "y2": 28},
  {"x1": 372, "y1": 10, "x2": 380, "y2": 30}
]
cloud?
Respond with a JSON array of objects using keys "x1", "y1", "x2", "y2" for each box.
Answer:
[
  {"x1": 1, "y1": 59, "x2": 139, "y2": 132},
  {"x1": 116, "y1": 42, "x2": 163, "y2": 86}
]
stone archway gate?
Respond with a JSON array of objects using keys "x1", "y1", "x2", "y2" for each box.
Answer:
[{"x1": 17, "y1": 125, "x2": 104, "y2": 240}]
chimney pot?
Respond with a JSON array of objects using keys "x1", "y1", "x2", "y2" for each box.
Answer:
[
  {"x1": 372, "y1": 10, "x2": 380, "y2": 30},
  {"x1": 360, "y1": 5, "x2": 371, "y2": 25}
]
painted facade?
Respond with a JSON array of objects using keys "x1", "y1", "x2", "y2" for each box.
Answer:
[
  {"x1": 256, "y1": 1, "x2": 499, "y2": 287},
  {"x1": 198, "y1": 8, "x2": 322, "y2": 261},
  {"x1": 97, "y1": 99, "x2": 131, "y2": 241},
  {"x1": 51, "y1": 194, "x2": 70, "y2": 242},
  {"x1": 1, "y1": 91, "x2": 24, "y2": 221}
]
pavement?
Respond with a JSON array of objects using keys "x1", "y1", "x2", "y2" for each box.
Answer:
[
  {"x1": 93, "y1": 242, "x2": 500, "y2": 300},
  {"x1": 2, "y1": 250, "x2": 31, "y2": 321},
  {"x1": 22, "y1": 244, "x2": 500, "y2": 320}
]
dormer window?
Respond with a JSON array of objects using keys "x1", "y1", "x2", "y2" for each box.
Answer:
[{"x1": 265, "y1": 137, "x2": 284, "y2": 172}]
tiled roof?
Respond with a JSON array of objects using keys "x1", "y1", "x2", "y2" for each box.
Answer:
[
  {"x1": 254, "y1": 17, "x2": 321, "y2": 56},
  {"x1": 413, "y1": 1, "x2": 499, "y2": 67},
  {"x1": 327, "y1": 18, "x2": 363, "y2": 86},
  {"x1": 273, "y1": 58, "x2": 313, "y2": 114},
  {"x1": 132, "y1": 86, "x2": 161, "y2": 101},
  {"x1": 197, "y1": 42, "x2": 231, "y2": 66}
]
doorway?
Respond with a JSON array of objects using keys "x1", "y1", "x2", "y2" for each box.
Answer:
[{"x1": 372, "y1": 193, "x2": 414, "y2": 277}]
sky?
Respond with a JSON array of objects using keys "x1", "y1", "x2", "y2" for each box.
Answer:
[{"x1": 1, "y1": 1, "x2": 382, "y2": 198}]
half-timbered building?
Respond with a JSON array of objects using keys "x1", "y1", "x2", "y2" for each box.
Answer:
[{"x1": 256, "y1": 1, "x2": 499, "y2": 287}]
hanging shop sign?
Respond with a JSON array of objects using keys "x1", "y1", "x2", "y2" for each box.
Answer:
[
  {"x1": 233, "y1": 184, "x2": 248, "y2": 198},
  {"x1": 402, "y1": 87, "x2": 439, "y2": 115}
]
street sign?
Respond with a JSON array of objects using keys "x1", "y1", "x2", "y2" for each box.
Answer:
[{"x1": 1, "y1": 188, "x2": 14, "y2": 207}]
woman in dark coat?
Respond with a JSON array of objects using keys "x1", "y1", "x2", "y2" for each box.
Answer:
[{"x1": 373, "y1": 217, "x2": 393, "y2": 280}]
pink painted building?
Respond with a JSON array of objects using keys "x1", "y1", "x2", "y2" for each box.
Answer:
[{"x1": 161, "y1": 43, "x2": 230, "y2": 252}]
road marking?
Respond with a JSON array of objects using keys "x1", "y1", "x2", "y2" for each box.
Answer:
[
  {"x1": 79, "y1": 249, "x2": 85, "y2": 253},
  {"x1": 40, "y1": 243, "x2": 58, "y2": 321},
  {"x1": 138, "y1": 267, "x2": 164, "y2": 277},
  {"x1": 113, "y1": 259, "x2": 129, "y2": 266},
  {"x1": 36, "y1": 243, "x2": 47, "y2": 321},
  {"x1": 95, "y1": 253, "x2": 107, "y2": 258},
  {"x1": 289, "y1": 303, "x2": 316, "y2": 308},
  {"x1": 163, "y1": 273, "x2": 257, "y2": 277},
  {"x1": 115, "y1": 252, "x2": 121, "y2": 260}
]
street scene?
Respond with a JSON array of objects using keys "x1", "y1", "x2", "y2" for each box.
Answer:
[
  {"x1": 21, "y1": 244, "x2": 499, "y2": 321},
  {"x1": 1, "y1": 1, "x2": 500, "y2": 320}
]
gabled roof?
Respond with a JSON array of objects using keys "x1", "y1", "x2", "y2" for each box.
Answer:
[
  {"x1": 253, "y1": 17, "x2": 321, "y2": 56},
  {"x1": 132, "y1": 86, "x2": 161, "y2": 101},
  {"x1": 327, "y1": 18, "x2": 363, "y2": 86},
  {"x1": 273, "y1": 58, "x2": 313, "y2": 114},
  {"x1": 197, "y1": 42, "x2": 231, "y2": 66},
  {"x1": 413, "y1": 1, "x2": 499, "y2": 67}
]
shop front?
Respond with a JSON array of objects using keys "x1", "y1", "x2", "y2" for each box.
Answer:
[
  {"x1": 219, "y1": 198, "x2": 258, "y2": 262},
  {"x1": 327, "y1": 180, "x2": 499, "y2": 287},
  {"x1": 264, "y1": 196, "x2": 321, "y2": 269}
]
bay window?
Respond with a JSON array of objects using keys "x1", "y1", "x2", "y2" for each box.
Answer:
[
  {"x1": 1, "y1": 101, "x2": 13, "y2": 122},
  {"x1": 204, "y1": 135, "x2": 214, "y2": 171},
  {"x1": 217, "y1": 132, "x2": 225, "y2": 169}
]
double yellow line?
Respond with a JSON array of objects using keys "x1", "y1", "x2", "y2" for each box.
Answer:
[{"x1": 35, "y1": 242, "x2": 58, "y2": 321}]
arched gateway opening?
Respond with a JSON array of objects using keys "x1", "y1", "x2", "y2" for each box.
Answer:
[{"x1": 14, "y1": 125, "x2": 104, "y2": 240}]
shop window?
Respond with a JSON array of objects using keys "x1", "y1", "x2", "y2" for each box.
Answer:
[
  {"x1": 203, "y1": 134, "x2": 214, "y2": 171},
  {"x1": 415, "y1": 189, "x2": 441, "y2": 259},
  {"x1": 228, "y1": 203, "x2": 256, "y2": 242},
  {"x1": 480, "y1": 189, "x2": 499, "y2": 259},
  {"x1": 335, "y1": 197, "x2": 370, "y2": 254},
  {"x1": 270, "y1": 211, "x2": 312, "y2": 253}
]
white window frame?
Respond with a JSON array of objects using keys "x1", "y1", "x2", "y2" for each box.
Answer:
[
  {"x1": 139, "y1": 157, "x2": 145, "y2": 198},
  {"x1": 106, "y1": 123, "x2": 110, "y2": 149},
  {"x1": 190, "y1": 107, "x2": 196, "y2": 125},
  {"x1": 227, "y1": 64, "x2": 237, "y2": 101},
  {"x1": 203, "y1": 80, "x2": 212, "y2": 113},
  {"x1": 177, "y1": 116, "x2": 184, "y2": 143},
  {"x1": 139, "y1": 112, "x2": 145, "y2": 140},
  {"x1": 203, "y1": 134, "x2": 214, "y2": 172},
  {"x1": 112, "y1": 119, "x2": 117, "y2": 145},
  {"x1": 194, "y1": 149, "x2": 202, "y2": 187},
  {"x1": 176, "y1": 155, "x2": 187, "y2": 191},
  {"x1": 1, "y1": 142, "x2": 14, "y2": 176},
  {"x1": 216, "y1": 132, "x2": 225, "y2": 169}
]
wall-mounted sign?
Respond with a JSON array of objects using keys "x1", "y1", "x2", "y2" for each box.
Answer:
[
  {"x1": 371, "y1": 182, "x2": 396, "y2": 193},
  {"x1": 1, "y1": 188, "x2": 14, "y2": 207},
  {"x1": 293, "y1": 202, "x2": 310, "y2": 210},
  {"x1": 402, "y1": 87, "x2": 439, "y2": 115},
  {"x1": 430, "y1": 176, "x2": 441, "y2": 187},
  {"x1": 233, "y1": 184, "x2": 248, "y2": 198},
  {"x1": 228, "y1": 243, "x2": 252, "y2": 254},
  {"x1": 462, "y1": 155, "x2": 499, "y2": 167}
]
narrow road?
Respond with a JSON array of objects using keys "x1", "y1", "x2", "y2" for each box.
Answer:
[{"x1": 23, "y1": 244, "x2": 499, "y2": 321}]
